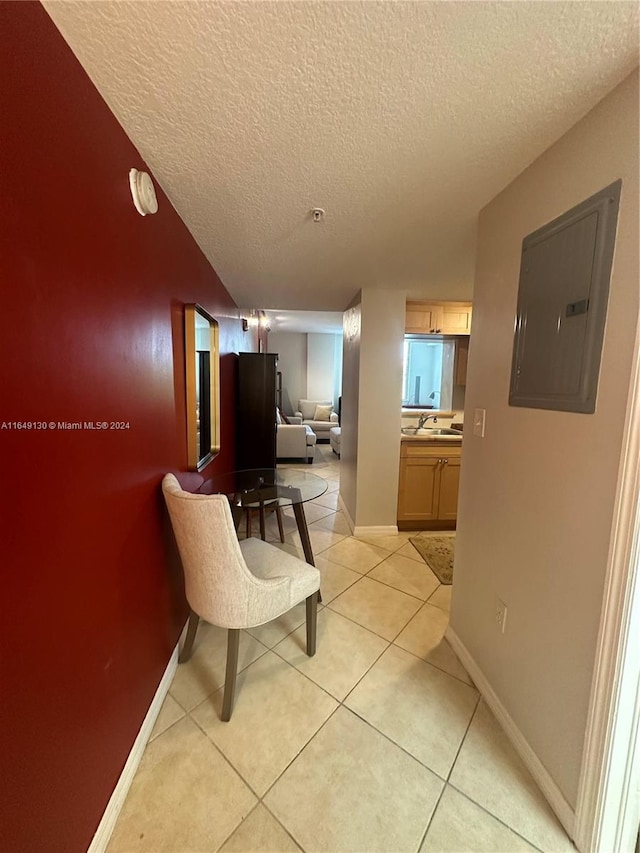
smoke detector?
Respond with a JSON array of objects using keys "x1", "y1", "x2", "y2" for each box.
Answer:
[{"x1": 129, "y1": 169, "x2": 158, "y2": 216}]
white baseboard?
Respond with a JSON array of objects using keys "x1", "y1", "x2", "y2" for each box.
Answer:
[
  {"x1": 446, "y1": 626, "x2": 576, "y2": 840},
  {"x1": 353, "y1": 524, "x2": 399, "y2": 537},
  {"x1": 87, "y1": 639, "x2": 181, "y2": 853}
]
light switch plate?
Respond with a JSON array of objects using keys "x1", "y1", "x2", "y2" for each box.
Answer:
[{"x1": 473, "y1": 408, "x2": 486, "y2": 437}]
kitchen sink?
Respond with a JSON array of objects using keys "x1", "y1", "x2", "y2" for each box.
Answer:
[{"x1": 401, "y1": 427, "x2": 463, "y2": 437}]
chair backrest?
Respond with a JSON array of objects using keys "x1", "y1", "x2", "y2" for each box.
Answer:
[
  {"x1": 162, "y1": 473, "x2": 266, "y2": 627},
  {"x1": 298, "y1": 399, "x2": 332, "y2": 420}
]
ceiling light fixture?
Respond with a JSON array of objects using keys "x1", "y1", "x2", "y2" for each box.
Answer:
[{"x1": 259, "y1": 311, "x2": 271, "y2": 332}]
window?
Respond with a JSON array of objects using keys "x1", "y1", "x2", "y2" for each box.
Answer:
[{"x1": 402, "y1": 335, "x2": 455, "y2": 409}]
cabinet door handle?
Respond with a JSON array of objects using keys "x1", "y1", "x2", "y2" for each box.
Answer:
[{"x1": 442, "y1": 458, "x2": 448, "y2": 464}]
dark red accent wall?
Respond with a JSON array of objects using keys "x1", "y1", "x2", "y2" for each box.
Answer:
[{"x1": 0, "y1": 4, "x2": 258, "y2": 850}]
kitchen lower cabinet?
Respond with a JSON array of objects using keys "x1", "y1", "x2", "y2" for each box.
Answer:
[
  {"x1": 437, "y1": 454, "x2": 461, "y2": 520},
  {"x1": 398, "y1": 443, "x2": 461, "y2": 529}
]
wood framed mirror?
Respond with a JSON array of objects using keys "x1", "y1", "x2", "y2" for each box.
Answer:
[{"x1": 185, "y1": 304, "x2": 220, "y2": 470}]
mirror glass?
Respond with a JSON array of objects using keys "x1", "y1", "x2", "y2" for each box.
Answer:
[{"x1": 185, "y1": 304, "x2": 220, "y2": 470}]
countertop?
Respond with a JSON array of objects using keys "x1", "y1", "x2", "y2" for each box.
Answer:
[
  {"x1": 400, "y1": 435, "x2": 462, "y2": 444},
  {"x1": 400, "y1": 434, "x2": 462, "y2": 444}
]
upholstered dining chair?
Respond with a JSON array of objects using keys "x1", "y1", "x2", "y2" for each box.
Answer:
[{"x1": 162, "y1": 473, "x2": 320, "y2": 721}]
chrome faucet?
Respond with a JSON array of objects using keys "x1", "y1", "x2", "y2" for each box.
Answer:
[{"x1": 418, "y1": 413, "x2": 438, "y2": 429}]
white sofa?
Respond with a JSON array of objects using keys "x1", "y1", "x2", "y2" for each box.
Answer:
[
  {"x1": 295, "y1": 399, "x2": 339, "y2": 442},
  {"x1": 276, "y1": 420, "x2": 317, "y2": 463},
  {"x1": 329, "y1": 426, "x2": 341, "y2": 457}
]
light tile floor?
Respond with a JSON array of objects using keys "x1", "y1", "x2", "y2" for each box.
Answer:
[{"x1": 108, "y1": 445, "x2": 576, "y2": 853}]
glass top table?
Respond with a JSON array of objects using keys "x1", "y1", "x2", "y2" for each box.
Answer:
[
  {"x1": 197, "y1": 468, "x2": 328, "y2": 567},
  {"x1": 197, "y1": 468, "x2": 328, "y2": 507}
]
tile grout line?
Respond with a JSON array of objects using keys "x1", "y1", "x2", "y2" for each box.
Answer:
[
  {"x1": 167, "y1": 599, "x2": 472, "y2": 807},
  {"x1": 416, "y1": 693, "x2": 483, "y2": 851},
  {"x1": 190, "y1": 627, "x2": 475, "y2": 852},
  {"x1": 213, "y1": 800, "x2": 264, "y2": 853},
  {"x1": 360, "y1": 564, "x2": 441, "y2": 600},
  {"x1": 441, "y1": 692, "x2": 552, "y2": 853},
  {"x1": 154, "y1": 460, "x2": 506, "y2": 852},
  {"x1": 187, "y1": 705, "x2": 266, "y2": 803},
  {"x1": 226, "y1": 542, "x2": 444, "y2": 820},
  {"x1": 253, "y1": 650, "x2": 458, "y2": 831},
  {"x1": 344, "y1": 571, "x2": 426, "y2": 604},
  {"x1": 258, "y1": 701, "x2": 344, "y2": 800},
  {"x1": 185, "y1": 642, "x2": 344, "y2": 805},
  {"x1": 432, "y1": 694, "x2": 552, "y2": 852},
  {"x1": 312, "y1": 584, "x2": 465, "y2": 689},
  {"x1": 258, "y1": 801, "x2": 307, "y2": 853},
  {"x1": 415, "y1": 784, "x2": 448, "y2": 853},
  {"x1": 178, "y1": 467, "x2": 476, "y2": 849},
  {"x1": 445, "y1": 692, "x2": 482, "y2": 785},
  {"x1": 445, "y1": 779, "x2": 549, "y2": 853}
]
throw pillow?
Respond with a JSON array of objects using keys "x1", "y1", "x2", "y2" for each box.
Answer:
[
  {"x1": 314, "y1": 404, "x2": 333, "y2": 421},
  {"x1": 281, "y1": 411, "x2": 291, "y2": 424},
  {"x1": 275, "y1": 408, "x2": 282, "y2": 425}
]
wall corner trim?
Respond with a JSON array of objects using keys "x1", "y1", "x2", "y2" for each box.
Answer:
[
  {"x1": 338, "y1": 492, "x2": 399, "y2": 538},
  {"x1": 573, "y1": 318, "x2": 640, "y2": 853},
  {"x1": 445, "y1": 626, "x2": 576, "y2": 842},
  {"x1": 87, "y1": 639, "x2": 182, "y2": 853},
  {"x1": 338, "y1": 495, "x2": 355, "y2": 534}
]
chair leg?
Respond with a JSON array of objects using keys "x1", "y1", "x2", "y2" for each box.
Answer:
[
  {"x1": 221, "y1": 628, "x2": 240, "y2": 722},
  {"x1": 178, "y1": 612, "x2": 199, "y2": 663},
  {"x1": 306, "y1": 592, "x2": 318, "y2": 657},
  {"x1": 259, "y1": 504, "x2": 266, "y2": 540},
  {"x1": 275, "y1": 506, "x2": 285, "y2": 543}
]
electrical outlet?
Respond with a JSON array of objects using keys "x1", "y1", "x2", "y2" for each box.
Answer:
[
  {"x1": 495, "y1": 599, "x2": 508, "y2": 634},
  {"x1": 473, "y1": 408, "x2": 486, "y2": 437}
]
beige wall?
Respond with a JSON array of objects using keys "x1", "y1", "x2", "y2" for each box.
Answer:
[
  {"x1": 307, "y1": 332, "x2": 342, "y2": 405},
  {"x1": 269, "y1": 331, "x2": 342, "y2": 413},
  {"x1": 268, "y1": 331, "x2": 307, "y2": 415},
  {"x1": 341, "y1": 289, "x2": 405, "y2": 530},
  {"x1": 451, "y1": 70, "x2": 639, "y2": 809}
]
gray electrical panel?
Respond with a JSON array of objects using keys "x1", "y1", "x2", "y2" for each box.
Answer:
[{"x1": 509, "y1": 180, "x2": 621, "y2": 413}]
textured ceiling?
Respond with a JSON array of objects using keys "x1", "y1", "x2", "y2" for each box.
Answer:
[{"x1": 44, "y1": 1, "x2": 639, "y2": 312}]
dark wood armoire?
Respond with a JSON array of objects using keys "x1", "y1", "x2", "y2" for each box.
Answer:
[{"x1": 236, "y1": 352, "x2": 277, "y2": 469}]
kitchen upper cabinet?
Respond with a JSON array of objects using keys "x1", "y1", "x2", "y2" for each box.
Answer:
[
  {"x1": 398, "y1": 442, "x2": 461, "y2": 529},
  {"x1": 405, "y1": 301, "x2": 473, "y2": 335},
  {"x1": 405, "y1": 303, "x2": 441, "y2": 335}
]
